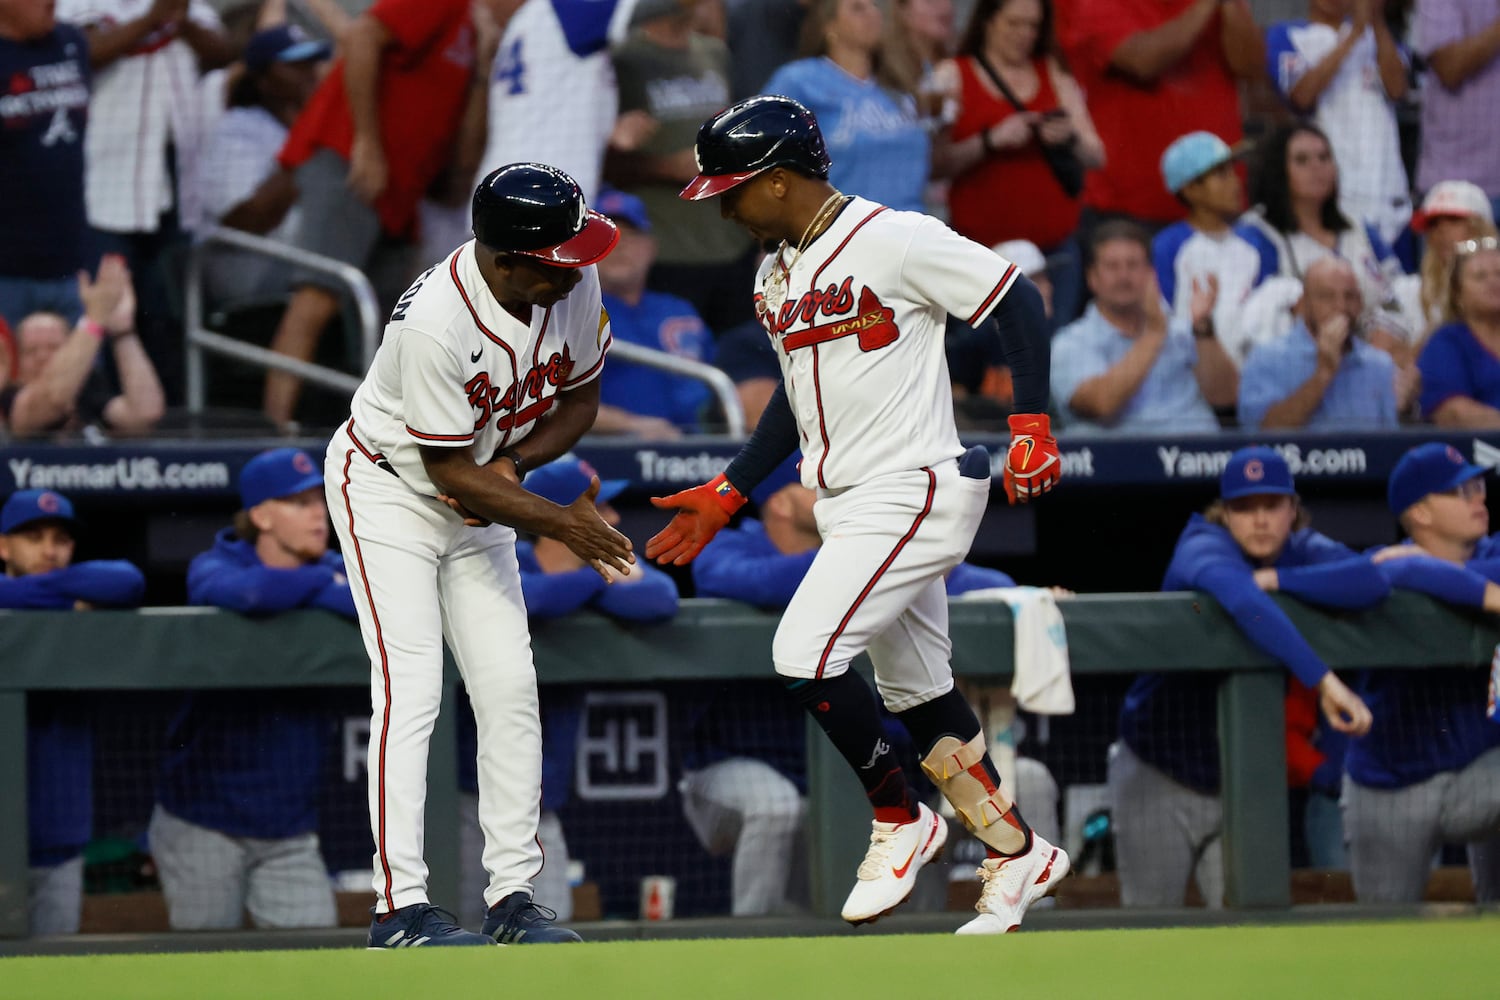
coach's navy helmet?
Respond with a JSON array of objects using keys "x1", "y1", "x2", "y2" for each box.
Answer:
[
  {"x1": 473, "y1": 163, "x2": 620, "y2": 268},
  {"x1": 1387, "y1": 442, "x2": 1488, "y2": 516},
  {"x1": 1220, "y1": 447, "x2": 1296, "y2": 501},
  {"x1": 680, "y1": 95, "x2": 832, "y2": 201},
  {"x1": 240, "y1": 448, "x2": 324, "y2": 509},
  {"x1": 1, "y1": 489, "x2": 75, "y2": 534},
  {"x1": 527, "y1": 455, "x2": 629, "y2": 508}
]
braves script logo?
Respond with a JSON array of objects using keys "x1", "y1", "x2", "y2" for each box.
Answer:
[
  {"x1": 464, "y1": 346, "x2": 577, "y2": 432},
  {"x1": 763, "y1": 278, "x2": 899, "y2": 354}
]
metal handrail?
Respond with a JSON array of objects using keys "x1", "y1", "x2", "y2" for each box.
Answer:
[
  {"x1": 609, "y1": 339, "x2": 746, "y2": 437},
  {"x1": 183, "y1": 228, "x2": 748, "y2": 436},
  {"x1": 183, "y1": 226, "x2": 381, "y2": 413}
]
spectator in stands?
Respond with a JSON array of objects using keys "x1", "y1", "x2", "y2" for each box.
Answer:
[
  {"x1": 1348, "y1": 443, "x2": 1500, "y2": 902},
  {"x1": 1417, "y1": 237, "x2": 1500, "y2": 427},
  {"x1": 1266, "y1": 0, "x2": 1412, "y2": 248},
  {"x1": 1237, "y1": 258, "x2": 1401, "y2": 430},
  {"x1": 607, "y1": 0, "x2": 755, "y2": 335},
  {"x1": 1153, "y1": 132, "x2": 1277, "y2": 368},
  {"x1": 264, "y1": 0, "x2": 500, "y2": 426},
  {"x1": 1241, "y1": 123, "x2": 1407, "y2": 327},
  {"x1": 1112, "y1": 447, "x2": 1380, "y2": 908},
  {"x1": 189, "y1": 24, "x2": 331, "y2": 306},
  {"x1": 1055, "y1": 0, "x2": 1263, "y2": 232},
  {"x1": 1393, "y1": 182, "x2": 1499, "y2": 352},
  {"x1": 456, "y1": 455, "x2": 679, "y2": 921},
  {"x1": 948, "y1": 239, "x2": 1053, "y2": 429},
  {"x1": 713, "y1": 308, "x2": 782, "y2": 432},
  {"x1": 690, "y1": 464, "x2": 1062, "y2": 916},
  {"x1": 725, "y1": 0, "x2": 806, "y2": 100},
  {"x1": 762, "y1": 0, "x2": 931, "y2": 213},
  {"x1": 3, "y1": 256, "x2": 165, "y2": 438},
  {"x1": 0, "y1": 489, "x2": 145, "y2": 936},
  {"x1": 1415, "y1": 0, "x2": 1500, "y2": 219},
  {"x1": 885, "y1": 0, "x2": 956, "y2": 128},
  {"x1": 0, "y1": 0, "x2": 92, "y2": 331},
  {"x1": 1050, "y1": 221, "x2": 1236, "y2": 433},
  {"x1": 58, "y1": 0, "x2": 235, "y2": 401},
  {"x1": 933, "y1": 0, "x2": 1104, "y2": 325},
  {"x1": 592, "y1": 189, "x2": 716, "y2": 438},
  {"x1": 150, "y1": 447, "x2": 351, "y2": 931},
  {"x1": 476, "y1": 0, "x2": 619, "y2": 204}
]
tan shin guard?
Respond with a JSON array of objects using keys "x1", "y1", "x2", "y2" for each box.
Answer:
[{"x1": 920, "y1": 734, "x2": 1025, "y2": 854}]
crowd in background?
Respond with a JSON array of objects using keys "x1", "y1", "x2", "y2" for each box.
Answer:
[{"x1": 2, "y1": 0, "x2": 1499, "y2": 438}]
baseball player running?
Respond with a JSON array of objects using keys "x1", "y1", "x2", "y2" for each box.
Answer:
[
  {"x1": 327, "y1": 163, "x2": 634, "y2": 948},
  {"x1": 648, "y1": 96, "x2": 1066, "y2": 934}
]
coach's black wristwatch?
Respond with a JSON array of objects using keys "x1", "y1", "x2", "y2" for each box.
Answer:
[{"x1": 499, "y1": 449, "x2": 527, "y2": 483}]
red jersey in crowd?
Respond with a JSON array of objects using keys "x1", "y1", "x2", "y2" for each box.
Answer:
[
  {"x1": 279, "y1": 0, "x2": 474, "y2": 237},
  {"x1": 1057, "y1": 0, "x2": 1242, "y2": 224}
]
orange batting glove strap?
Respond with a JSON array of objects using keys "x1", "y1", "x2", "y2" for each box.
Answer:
[
  {"x1": 645, "y1": 474, "x2": 746, "y2": 566},
  {"x1": 1003, "y1": 413, "x2": 1061, "y2": 505}
]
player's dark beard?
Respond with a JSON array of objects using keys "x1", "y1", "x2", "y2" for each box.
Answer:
[{"x1": 760, "y1": 238, "x2": 780, "y2": 254}]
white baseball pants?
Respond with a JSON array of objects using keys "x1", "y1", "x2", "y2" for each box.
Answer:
[
  {"x1": 327, "y1": 426, "x2": 544, "y2": 914},
  {"x1": 772, "y1": 460, "x2": 989, "y2": 711}
]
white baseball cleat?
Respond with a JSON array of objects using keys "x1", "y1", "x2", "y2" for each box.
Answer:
[
  {"x1": 956, "y1": 833, "x2": 1070, "y2": 935},
  {"x1": 841, "y1": 801, "x2": 948, "y2": 925}
]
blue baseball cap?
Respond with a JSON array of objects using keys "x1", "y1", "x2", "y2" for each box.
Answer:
[
  {"x1": 1387, "y1": 442, "x2": 1487, "y2": 516},
  {"x1": 1220, "y1": 446, "x2": 1296, "y2": 500},
  {"x1": 240, "y1": 448, "x2": 324, "y2": 508},
  {"x1": 595, "y1": 188, "x2": 652, "y2": 233},
  {"x1": 1161, "y1": 131, "x2": 1234, "y2": 194},
  {"x1": 1, "y1": 489, "x2": 75, "y2": 534},
  {"x1": 243, "y1": 25, "x2": 331, "y2": 73},
  {"x1": 527, "y1": 455, "x2": 629, "y2": 507}
]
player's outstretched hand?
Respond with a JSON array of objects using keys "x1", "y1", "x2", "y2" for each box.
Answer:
[
  {"x1": 1003, "y1": 413, "x2": 1061, "y2": 504},
  {"x1": 558, "y1": 477, "x2": 635, "y2": 580},
  {"x1": 645, "y1": 473, "x2": 746, "y2": 566},
  {"x1": 1317, "y1": 672, "x2": 1373, "y2": 737},
  {"x1": 437, "y1": 493, "x2": 490, "y2": 527}
]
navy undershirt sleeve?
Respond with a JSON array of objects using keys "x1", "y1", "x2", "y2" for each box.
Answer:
[
  {"x1": 987, "y1": 275, "x2": 1050, "y2": 415},
  {"x1": 724, "y1": 383, "x2": 800, "y2": 496}
]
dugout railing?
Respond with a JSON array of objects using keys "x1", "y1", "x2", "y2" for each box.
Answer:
[{"x1": 1, "y1": 592, "x2": 1495, "y2": 937}]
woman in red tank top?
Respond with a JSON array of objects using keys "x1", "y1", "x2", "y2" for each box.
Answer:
[{"x1": 932, "y1": 0, "x2": 1103, "y2": 325}]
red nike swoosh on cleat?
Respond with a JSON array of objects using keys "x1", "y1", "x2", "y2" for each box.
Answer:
[
  {"x1": 892, "y1": 844, "x2": 919, "y2": 879},
  {"x1": 1033, "y1": 848, "x2": 1058, "y2": 885}
]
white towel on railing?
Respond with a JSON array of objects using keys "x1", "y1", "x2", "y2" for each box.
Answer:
[{"x1": 957, "y1": 587, "x2": 1074, "y2": 714}]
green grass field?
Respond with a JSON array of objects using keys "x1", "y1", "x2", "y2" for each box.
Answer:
[{"x1": 2, "y1": 919, "x2": 1492, "y2": 1000}]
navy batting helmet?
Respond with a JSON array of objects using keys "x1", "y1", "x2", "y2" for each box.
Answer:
[
  {"x1": 680, "y1": 95, "x2": 831, "y2": 201},
  {"x1": 472, "y1": 163, "x2": 619, "y2": 267}
]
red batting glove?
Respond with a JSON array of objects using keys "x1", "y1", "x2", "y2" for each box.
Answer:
[
  {"x1": 645, "y1": 473, "x2": 747, "y2": 565},
  {"x1": 1003, "y1": 413, "x2": 1061, "y2": 504}
]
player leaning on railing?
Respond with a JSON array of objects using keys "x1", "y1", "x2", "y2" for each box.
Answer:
[{"x1": 648, "y1": 95, "x2": 1064, "y2": 935}]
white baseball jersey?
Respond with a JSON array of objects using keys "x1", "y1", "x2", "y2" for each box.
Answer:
[
  {"x1": 480, "y1": 0, "x2": 619, "y2": 203},
  {"x1": 754, "y1": 197, "x2": 1019, "y2": 491},
  {"x1": 349, "y1": 240, "x2": 612, "y2": 495}
]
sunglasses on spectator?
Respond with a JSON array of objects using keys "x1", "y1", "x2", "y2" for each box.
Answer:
[
  {"x1": 1455, "y1": 236, "x2": 1500, "y2": 256},
  {"x1": 1435, "y1": 478, "x2": 1487, "y2": 500}
]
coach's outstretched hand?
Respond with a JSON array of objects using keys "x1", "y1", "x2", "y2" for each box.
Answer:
[
  {"x1": 1003, "y1": 413, "x2": 1061, "y2": 504},
  {"x1": 558, "y1": 477, "x2": 637, "y2": 580},
  {"x1": 646, "y1": 473, "x2": 747, "y2": 565}
]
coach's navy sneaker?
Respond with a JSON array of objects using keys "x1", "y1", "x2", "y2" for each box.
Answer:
[
  {"x1": 367, "y1": 903, "x2": 495, "y2": 948},
  {"x1": 481, "y1": 892, "x2": 583, "y2": 944}
]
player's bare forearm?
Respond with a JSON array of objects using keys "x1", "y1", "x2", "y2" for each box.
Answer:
[
  {"x1": 178, "y1": 19, "x2": 236, "y2": 70},
  {"x1": 421, "y1": 445, "x2": 576, "y2": 537},
  {"x1": 82, "y1": 17, "x2": 164, "y2": 69},
  {"x1": 497, "y1": 380, "x2": 602, "y2": 471}
]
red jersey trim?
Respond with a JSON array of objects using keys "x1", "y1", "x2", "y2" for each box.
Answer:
[
  {"x1": 562, "y1": 335, "x2": 610, "y2": 387},
  {"x1": 346, "y1": 419, "x2": 385, "y2": 463},
  {"x1": 811, "y1": 206, "x2": 889, "y2": 286},
  {"x1": 815, "y1": 468, "x2": 938, "y2": 679},
  {"x1": 407, "y1": 427, "x2": 474, "y2": 443},
  {"x1": 967, "y1": 263, "x2": 1019, "y2": 327}
]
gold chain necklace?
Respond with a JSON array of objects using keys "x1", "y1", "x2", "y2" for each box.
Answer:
[{"x1": 763, "y1": 192, "x2": 849, "y2": 314}]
